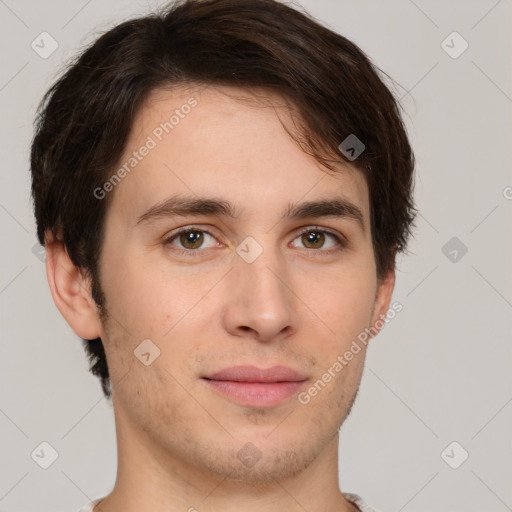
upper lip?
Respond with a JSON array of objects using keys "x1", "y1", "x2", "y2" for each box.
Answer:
[{"x1": 203, "y1": 365, "x2": 307, "y2": 383}]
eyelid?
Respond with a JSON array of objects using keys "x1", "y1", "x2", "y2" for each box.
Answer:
[{"x1": 295, "y1": 225, "x2": 343, "y2": 240}]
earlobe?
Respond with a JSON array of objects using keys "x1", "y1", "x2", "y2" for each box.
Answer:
[
  {"x1": 369, "y1": 269, "x2": 396, "y2": 337},
  {"x1": 45, "y1": 236, "x2": 102, "y2": 340}
]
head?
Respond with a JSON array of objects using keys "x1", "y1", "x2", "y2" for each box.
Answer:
[{"x1": 31, "y1": 0, "x2": 414, "y2": 483}]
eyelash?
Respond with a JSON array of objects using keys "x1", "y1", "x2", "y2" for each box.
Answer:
[{"x1": 163, "y1": 225, "x2": 346, "y2": 257}]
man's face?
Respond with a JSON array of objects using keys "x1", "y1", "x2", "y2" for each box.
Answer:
[{"x1": 95, "y1": 85, "x2": 391, "y2": 481}]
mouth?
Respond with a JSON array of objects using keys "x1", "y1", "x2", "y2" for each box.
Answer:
[{"x1": 201, "y1": 365, "x2": 308, "y2": 407}]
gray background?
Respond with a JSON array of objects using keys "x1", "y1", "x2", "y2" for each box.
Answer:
[{"x1": 0, "y1": 1, "x2": 510, "y2": 511}]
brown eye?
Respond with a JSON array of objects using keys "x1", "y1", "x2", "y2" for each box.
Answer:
[
  {"x1": 292, "y1": 227, "x2": 343, "y2": 253},
  {"x1": 301, "y1": 230, "x2": 325, "y2": 249},
  {"x1": 164, "y1": 228, "x2": 218, "y2": 252},
  {"x1": 179, "y1": 230, "x2": 204, "y2": 249}
]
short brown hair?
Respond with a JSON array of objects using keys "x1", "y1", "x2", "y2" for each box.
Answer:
[{"x1": 30, "y1": 0, "x2": 415, "y2": 399}]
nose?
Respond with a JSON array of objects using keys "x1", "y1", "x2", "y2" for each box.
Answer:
[{"x1": 221, "y1": 244, "x2": 297, "y2": 342}]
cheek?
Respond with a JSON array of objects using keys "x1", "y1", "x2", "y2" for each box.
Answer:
[
  {"x1": 303, "y1": 264, "x2": 376, "y2": 346},
  {"x1": 100, "y1": 249, "x2": 187, "y2": 336}
]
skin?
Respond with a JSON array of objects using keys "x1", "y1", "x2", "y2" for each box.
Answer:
[{"x1": 46, "y1": 84, "x2": 394, "y2": 512}]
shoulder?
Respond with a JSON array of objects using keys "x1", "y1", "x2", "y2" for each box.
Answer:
[
  {"x1": 76, "y1": 496, "x2": 104, "y2": 512},
  {"x1": 343, "y1": 492, "x2": 384, "y2": 512}
]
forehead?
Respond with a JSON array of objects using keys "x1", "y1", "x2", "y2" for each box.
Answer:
[{"x1": 108, "y1": 84, "x2": 370, "y2": 227}]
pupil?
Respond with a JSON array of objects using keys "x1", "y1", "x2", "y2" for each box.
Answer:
[
  {"x1": 182, "y1": 231, "x2": 203, "y2": 248},
  {"x1": 304, "y1": 231, "x2": 323, "y2": 248}
]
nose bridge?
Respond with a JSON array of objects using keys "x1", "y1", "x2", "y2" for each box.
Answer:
[
  {"x1": 240, "y1": 245, "x2": 287, "y2": 301},
  {"x1": 222, "y1": 235, "x2": 296, "y2": 340}
]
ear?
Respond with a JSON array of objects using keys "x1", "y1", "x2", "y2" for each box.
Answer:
[
  {"x1": 369, "y1": 269, "x2": 396, "y2": 337},
  {"x1": 45, "y1": 235, "x2": 102, "y2": 340}
]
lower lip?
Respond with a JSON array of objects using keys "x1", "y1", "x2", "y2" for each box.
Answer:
[{"x1": 202, "y1": 379, "x2": 306, "y2": 407}]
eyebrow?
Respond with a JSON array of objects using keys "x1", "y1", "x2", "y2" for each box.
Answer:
[{"x1": 135, "y1": 195, "x2": 365, "y2": 232}]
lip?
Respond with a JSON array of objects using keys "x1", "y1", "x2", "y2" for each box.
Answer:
[
  {"x1": 205, "y1": 365, "x2": 307, "y2": 382},
  {"x1": 202, "y1": 365, "x2": 308, "y2": 407}
]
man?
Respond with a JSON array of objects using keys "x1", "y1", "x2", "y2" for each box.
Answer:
[{"x1": 30, "y1": 0, "x2": 415, "y2": 511}]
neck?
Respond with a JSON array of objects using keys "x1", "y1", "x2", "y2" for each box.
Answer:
[{"x1": 95, "y1": 407, "x2": 359, "y2": 512}]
